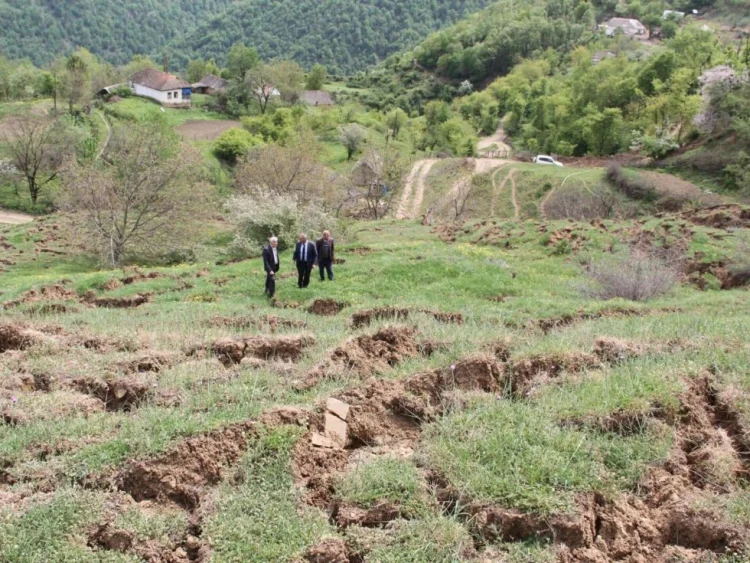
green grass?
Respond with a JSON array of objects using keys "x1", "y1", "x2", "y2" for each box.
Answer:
[
  {"x1": 336, "y1": 457, "x2": 431, "y2": 516},
  {"x1": 205, "y1": 426, "x2": 334, "y2": 562},
  {"x1": 1, "y1": 205, "x2": 750, "y2": 558}
]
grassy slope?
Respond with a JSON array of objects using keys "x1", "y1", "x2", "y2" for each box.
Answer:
[{"x1": 1, "y1": 207, "x2": 749, "y2": 560}]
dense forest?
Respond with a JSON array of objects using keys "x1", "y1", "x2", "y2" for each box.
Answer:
[
  {"x1": 0, "y1": 0, "x2": 232, "y2": 66},
  {"x1": 171, "y1": 0, "x2": 494, "y2": 74},
  {"x1": 0, "y1": 0, "x2": 493, "y2": 73}
]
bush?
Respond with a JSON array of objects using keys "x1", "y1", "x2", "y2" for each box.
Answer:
[
  {"x1": 226, "y1": 194, "x2": 337, "y2": 254},
  {"x1": 213, "y1": 128, "x2": 263, "y2": 163},
  {"x1": 545, "y1": 184, "x2": 624, "y2": 220},
  {"x1": 582, "y1": 250, "x2": 679, "y2": 301},
  {"x1": 605, "y1": 164, "x2": 657, "y2": 202}
]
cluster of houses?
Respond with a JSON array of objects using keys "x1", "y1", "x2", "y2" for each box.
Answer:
[{"x1": 111, "y1": 68, "x2": 335, "y2": 109}]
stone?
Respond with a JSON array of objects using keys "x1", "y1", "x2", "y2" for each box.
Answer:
[
  {"x1": 324, "y1": 413, "x2": 348, "y2": 447},
  {"x1": 311, "y1": 432, "x2": 336, "y2": 449},
  {"x1": 326, "y1": 397, "x2": 350, "y2": 421}
]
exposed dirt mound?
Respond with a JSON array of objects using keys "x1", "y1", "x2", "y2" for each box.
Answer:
[
  {"x1": 510, "y1": 352, "x2": 599, "y2": 396},
  {"x1": 3, "y1": 283, "x2": 78, "y2": 309},
  {"x1": 120, "y1": 269, "x2": 163, "y2": 285},
  {"x1": 116, "y1": 353, "x2": 178, "y2": 374},
  {"x1": 203, "y1": 335, "x2": 315, "y2": 367},
  {"x1": 73, "y1": 376, "x2": 152, "y2": 412},
  {"x1": 351, "y1": 307, "x2": 410, "y2": 329},
  {"x1": 84, "y1": 292, "x2": 151, "y2": 308},
  {"x1": 303, "y1": 538, "x2": 351, "y2": 563},
  {"x1": 116, "y1": 422, "x2": 256, "y2": 509},
  {"x1": 546, "y1": 226, "x2": 588, "y2": 252},
  {"x1": 536, "y1": 307, "x2": 641, "y2": 333},
  {"x1": 435, "y1": 372, "x2": 750, "y2": 560},
  {"x1": 431, "y1": 222, "x2": 464, "y2": 243},
  {"x1": 0, "y1": 324, "x2": 52, "y2": 353},
  {"x1": 351, "y1": 307, "x2": 463, "y2": 328},
  {"x1": 292, "y1": 356, "x2": 504, "y2": 512},
  {"x1": 308, "y1": 299, "x2": 349, "y2": 317},
  {"x1": 298, "y1": 326, "x2": 418, "y2": 390},
  {"x1": 334, "y1": 502, "x2": 402, "y2": 529},
  {"x1": 592, "y1": 337, "x2": 650, "y2": 363},
  {"x1": 679, "y1": 204, "x2": 750, "y2": 231},
  {"x1": 347, "y1": 247, "x2": 375, "y2": 256},
  {"x1": 22, "y1": 303, "x2": 78, "y2": 316}
]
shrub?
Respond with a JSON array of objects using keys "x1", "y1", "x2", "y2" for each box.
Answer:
[
  {"x1": 605, "y1": 164, "x2": 657, "y2": 202},
  {"x1": 582, "y1": 250, "x2": 679, "y2": 301},
  {"x1": 545, "y1": 184, "x2": 624, "y2": 220},
  {"x1": 226, "y1": 194, "x2": 337, "y2": 254},
  {"x1": 213, "y1": 128, "x2": 263, "y2": 163}
]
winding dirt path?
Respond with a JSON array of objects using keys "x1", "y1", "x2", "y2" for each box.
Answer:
[
  {"x1": 478, "y1": 126, "x2": 511, "y2": 155},
  {"x1": 396, "y1": 161, "x2": 425, "y2": 219},
  {"x1": 95, "y1": 110, "x2": 112, "y2": 161},
  {"x1": 0, "y1": 209, "x2": 34, "y2": 225},
  {"x1": 490, "y1": 165, "x2": 511, "y2": 217},
  {"x1": 409, "y1": 159, "x2": 437, "y2": 220},
  {"x1": 509, "y1": 169, "x2": 520, "y2": 220}
]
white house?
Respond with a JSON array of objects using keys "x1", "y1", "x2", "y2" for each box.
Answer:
[{"x1": 129, "y1": 68, "x2": 192, "y2": 108}]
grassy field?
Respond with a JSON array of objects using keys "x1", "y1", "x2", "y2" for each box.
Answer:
[{"x1": 1, "y1": 200, "x2": 749, "y2": 561}]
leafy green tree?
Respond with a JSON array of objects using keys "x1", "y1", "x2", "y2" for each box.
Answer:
[
  {"x1": 214, "y1": 127, "x2": 263, "y2": 163},
  {"x1": 339, "y1": 124, "x2": 366, "y2": 160},
  {"x1": 65, "y1": 54, "x2": 89, "y2": 113},
  {"x1": 227, "y1": 43, "x2": 259, "y2": 80},
  {"x1": 386, "y1": 108, "x2": 408, "y2": 139},
  {"x1": 306, "y1": 64, "x2": 327, "y2": 90},
  {"x1": 187, "y1": 59, "x2": 208, "y2": 83}
]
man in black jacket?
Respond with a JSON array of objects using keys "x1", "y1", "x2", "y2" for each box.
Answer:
[
  {"x1": 315, "y1": 230, "x2": 335, "y2": 282},
  {"x1": 292, "y1": 233, "x2": 317, "y2": 288},
  {"x1": 262, "y1": 236, "x2": 280, "y2": 298}
]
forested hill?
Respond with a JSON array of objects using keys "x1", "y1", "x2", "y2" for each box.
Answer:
[
  {"x1": 0, "y1": 0, "x2": 493, "y2": 73},
  {"x1": 0, "y1": 0, "x2": 233, "y2": 66},
  {"x1": 169, "y1": 0, "x2": 494, "y2": 74}
]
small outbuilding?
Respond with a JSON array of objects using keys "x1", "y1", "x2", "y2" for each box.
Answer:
[
  {"x1": 600, "y1": 17, "x2": 648, "y2": 38},
  {"x1": 192, "y1": 74, "x2": 228, "y2": 95}
]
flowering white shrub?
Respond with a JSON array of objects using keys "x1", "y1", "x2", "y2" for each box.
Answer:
[{"x1": 226, "y1": 194, "x2": 337, "y2": 254}]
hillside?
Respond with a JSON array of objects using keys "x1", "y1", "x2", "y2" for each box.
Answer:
[
  {"x1": 1, "y1": 204, "x2": 750, "y2": 560},
  {"x1": 170, "y1": 0, "x2": 494, "y2": 74},
  {"x1": 0, "y1": 0, "x2": 493, "y2": 73},
  {"x1": 0, "y1": 0, "x2": 233, "y2": 66}
]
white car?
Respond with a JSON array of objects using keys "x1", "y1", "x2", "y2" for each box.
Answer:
[{"x1": 533, "y1": 155, "x2": 563, "y2": 167}]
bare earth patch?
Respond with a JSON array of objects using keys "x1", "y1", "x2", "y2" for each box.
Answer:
[
  {"x1": 175, "y1": 119, "x2": 241, "y2": 141},
  {"x1": 307, "y1": 299, "x2": 349, "y2": 317}
]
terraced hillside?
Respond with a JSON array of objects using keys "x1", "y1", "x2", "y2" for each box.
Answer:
[{"x1": 1, "y1": 205, "x2": 750, "y2": 561}]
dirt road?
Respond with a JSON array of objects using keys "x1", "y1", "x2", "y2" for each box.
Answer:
[
  {"x1": 478, "y1": 127, "x2": 511, "y2": 155},
  {"x1": 396, "y1": 159, "x2": 438, "y2": 219},
  {"x1": 0, "y1": 209, "x2": 34, "y2": 225}
]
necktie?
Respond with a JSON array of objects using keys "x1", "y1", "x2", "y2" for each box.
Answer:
[{"x1": 302, "y1": 243, "x2": 306, "y2": 261}]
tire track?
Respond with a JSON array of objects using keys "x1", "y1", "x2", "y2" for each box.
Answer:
[
  {"x1": 409, "y1": 159, "x2": 437, "y2": 220},
  {"x1": 509, "y1": 168, "x2": 520, "y2": 220},
  {"x1": 396, "y1": 160, "x2": 425, "y2": 219},
  {"x1": 490, "y1": 164, "x2": 511, "y2": 217}
]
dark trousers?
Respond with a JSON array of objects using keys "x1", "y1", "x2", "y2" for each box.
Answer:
[
  {"x1": 265, "y1": 272, "x2": 276, "y2": 298},
  {"x1": 296, "y1": 261, "x2": 312, "y2": 287},
  {"x1": 318, "y1": 259, "x2": 334, "y2": 281}
]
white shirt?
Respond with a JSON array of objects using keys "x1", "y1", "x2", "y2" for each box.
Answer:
[{"x1": 272, "y1": 247, "x2": 278, "y2": 264}]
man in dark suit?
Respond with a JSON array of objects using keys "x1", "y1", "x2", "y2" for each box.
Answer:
[
  {"x1": 315, "y1": 230, "x2": 335, "y2": 282},
  {"x1": 262, "y1": 236, "x2": 280, "y2": 298},
  {"x1": 292, "y1": 233, "x2": 317, "y2": 288}
]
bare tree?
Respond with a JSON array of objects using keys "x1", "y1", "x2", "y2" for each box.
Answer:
[
  {"x1": 451, "y1": 176, "x2": 473, "y2": 220},
  {"x1": 4, "y1": 116, "x2": 67, "y2": 204},
  {"x1": 351, "y1": 147, "x2": 406, "y2": 219},
  {"x1": 234, "y1": 131, "x2": 330, "y2": 206},
  {"x1": 59, "y1": 123, "x2": 210, "y2": 266}
]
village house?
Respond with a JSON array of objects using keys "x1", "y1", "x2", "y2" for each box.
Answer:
[
  {"x1": 600, "y1": 17, "x2": 648, "y2": 38},
  {"x1": 299, "y1": 90, "x2": 335, "y2": 106},
  {"x1": 129, "y1": 68, "x2": 192, "y2": 107},
  {"x1": 192, "y1": 74, "x2": 228, "y2": 95}
]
